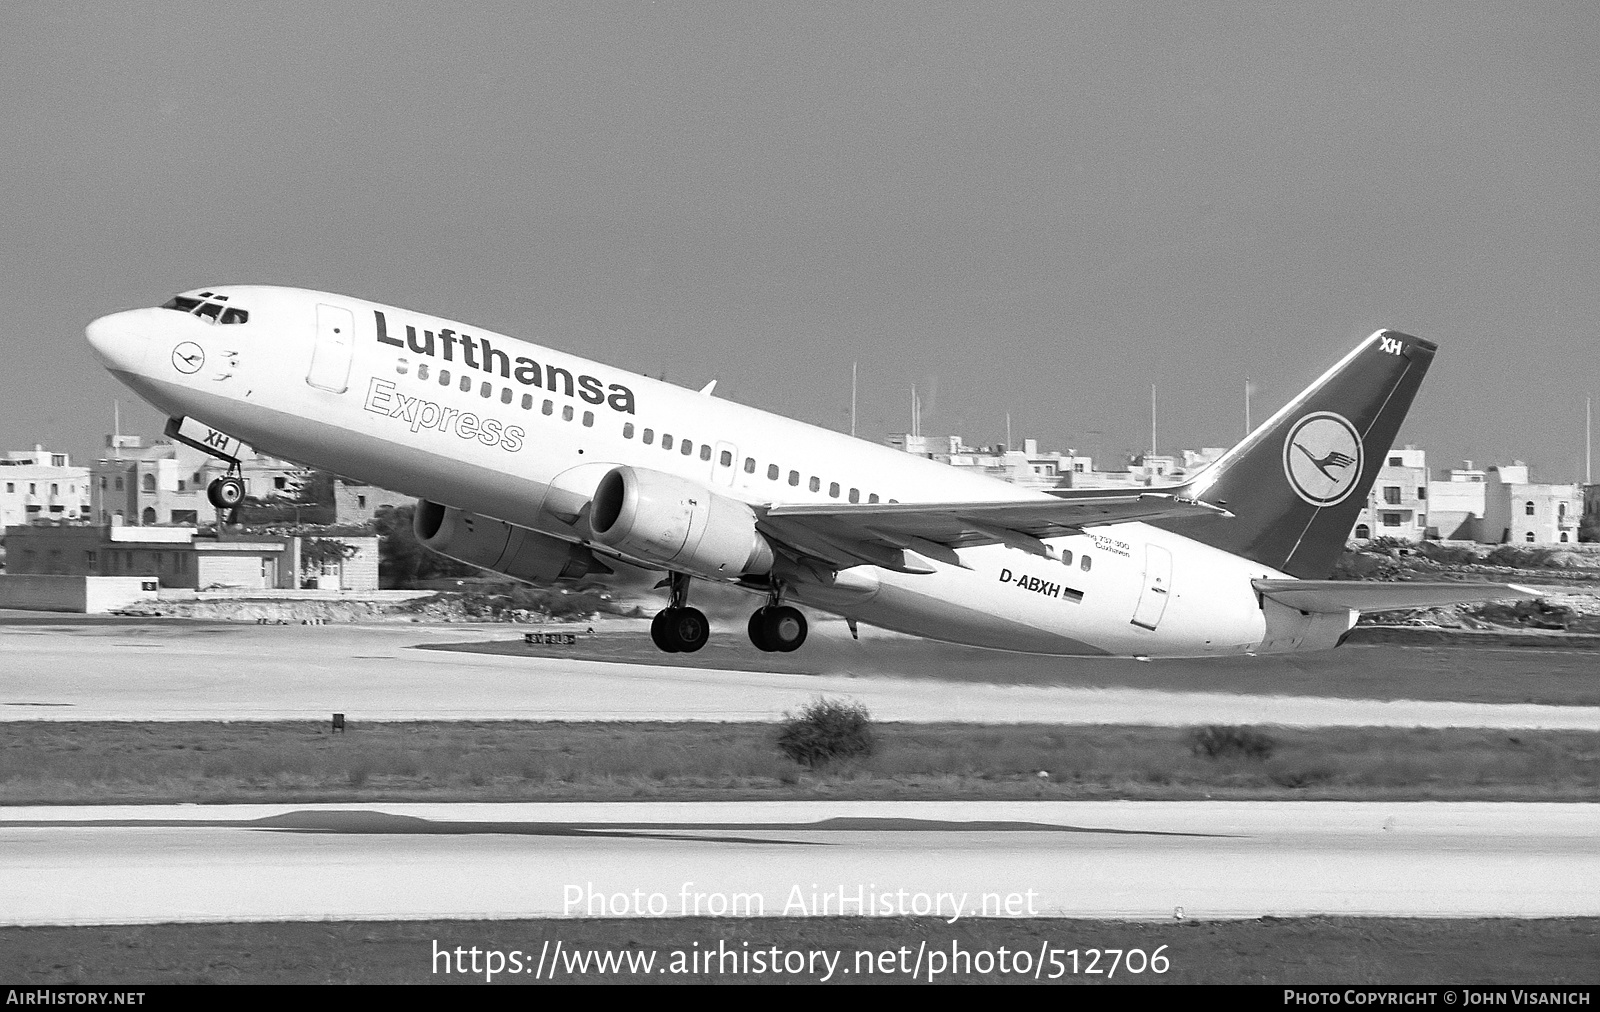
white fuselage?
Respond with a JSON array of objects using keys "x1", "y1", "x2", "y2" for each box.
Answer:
[{"x1": 88, "y1": 286, "x2": 1337, "y2": 657}]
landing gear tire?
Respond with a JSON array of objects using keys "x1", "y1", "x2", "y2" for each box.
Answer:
[
  {"x1": 757, "y1": 605, "x2": 807, "y2": 653},
  {"x1": 651, "y1": 607, "x2": 709, "y2": 653},
  {"x1": 207, "y1": 476, "x2": 245, "y2": 510},
  {"x1": 748, "y1": 608, "x2": 774, "y2": 652},
  {"x1": 650, "y1": 610, "x2": 682, "y2": 653}
]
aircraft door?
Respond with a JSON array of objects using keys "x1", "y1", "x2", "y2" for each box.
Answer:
[
  {"x1": 307, "y1": 304, "x2": 356, "y2": 393},
  {"x1": 1130, "y1": 543, "x2": 1173, "y2": 631},
  {"x1": 712, "y1": 441, "x2": 739, "y2": 486}
]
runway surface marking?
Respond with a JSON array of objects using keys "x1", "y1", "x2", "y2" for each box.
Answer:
[{"x1": 4, "y1": 801, "x2": 1595, "y2": 924}]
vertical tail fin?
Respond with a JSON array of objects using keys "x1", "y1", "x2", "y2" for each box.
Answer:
[{"x1": 1157, "y1": 330, "x2": 1436, "y2": 578}]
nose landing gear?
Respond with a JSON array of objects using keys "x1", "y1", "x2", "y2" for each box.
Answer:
[
  {"x1": 206, "y1": 468, "x2": 247, "y2": 525},
  {"x1": 206, "y1": 473, "x2": 246, "y2": 511},
  {"x1": 649, "y1": 572, "x2": 710, "y2": 653}
]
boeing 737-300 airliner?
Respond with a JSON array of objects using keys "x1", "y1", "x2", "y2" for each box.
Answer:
[{"x1": 85, "y1": 287, "x2": 1531, "y2": 657}]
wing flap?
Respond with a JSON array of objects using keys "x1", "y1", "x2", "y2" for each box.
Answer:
[
  {"x1": 764, "y1": 493, "x2": 1229, "y2": 544},
  {"x1": 755, "y1": 493, "x2": 1229, "y2": 573},
  {"x1": 1253, "y1": 579, "x2": 1540, "y2": 614}
]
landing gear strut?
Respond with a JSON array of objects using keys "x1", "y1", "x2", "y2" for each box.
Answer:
[
  {"x1": 650, "y1": 572, "x2": 709, "y2": 653},
  {"x1": 748, "y1": 582, "x2": 807, "y2": 653}
]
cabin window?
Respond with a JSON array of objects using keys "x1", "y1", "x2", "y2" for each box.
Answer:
[
  {"x1": 743, "y1": 456, "x2": 754, "y2": 473},
  {"x1": 562, "y1": 405, "x2": 574, "y2": 421},
  {"x1": 522, "y1": 394, "x2": 533, "y2": 410},
  {"x1": 500, "y1": 388, "x2": 513, "y2": 404},
  {"x1": 699, "y1": 444, "x2": 712, "y2": 461},
  {"x1": 868, "y1": 493, "x2": 879, "y2": 503},
  {"x1": 582, "y1": 411, "x2": 594, "y2": 427},
  {"x1": 848, "y1": 488, "x2": 859, "y2": 503},
  {"x1": 788, "y1": 470, "x2": 799, "y2": 486},
  {"x1": 480, "y1": 382, "x2": 492, "y2": 398},
  {"x1": 721, "y1": 451, "x2": 733, "y2": 467},
  {"x1": 542, "y1": 400, "x2": 553, "y2": 415},
  {"x1": 662, "y1": 434, "x2": 674, "y2": 450},
  {"x1": 682, "y1": 440, "x2": 695, "y2": 456},
  {"x1": 460, "y1": 376, "x2": 472, "y2": 392},
  {"x1": 418, "y1": 364, "x2": 430, "y2": 381},
  {"x1": 768, "y1": 464, "x2": 779, "y2": 480},
  {"x1": 1061, "y1": 550, "x2": 1073, "y2": 566},
  {"x1": 829, "y1": 482, "x2": 840, "y2": 498},
  {"x1": 809, "y1": 476, "x2": 820, "y2": 492},
  {"x1": 623, "y1": 423, "x2": 635, "y2": 439},
  {"x1": 1080, "y1": 555, "x2": 1092, "y2": 572},
  {"x1": 439, "y1": 369, "x2": 451, "y2": 386},
  {"x1": 642, "y1": 428, "x2": 654, "y2": 445}
]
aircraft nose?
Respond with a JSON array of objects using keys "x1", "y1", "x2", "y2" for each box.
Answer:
[{"x1": 85, "y1": 310, "x2": 152, "y2": 374}]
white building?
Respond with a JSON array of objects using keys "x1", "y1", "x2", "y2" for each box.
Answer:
[
  {"x1": 1426, "y1": 460, "x2": 1488, "y2": 540},
  {"x1": 0, "y1": 446, "x2": 91, "y2": 529},
  {"x1": 1352, "y1": 445, "x2": 1428, "y2": 542},
  {"x1": 1479, "y1": 462, "x2": 1581, "y2": 545}
]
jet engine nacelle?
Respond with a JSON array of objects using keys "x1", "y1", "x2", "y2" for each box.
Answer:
[
  {"x1": 590, "y1": 466, "x2": 775, "y2": 579},
  {"x1": 413, "y1": 500, "x2": 611, "y2": 583}
]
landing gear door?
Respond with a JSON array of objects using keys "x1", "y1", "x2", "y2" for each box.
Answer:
[
  {"x1": 307, "y1": 304, "x2": 355, "y2": 393},
  {"x1": 1130, "y1": 543, "x2": 1173, "y2": 631}
]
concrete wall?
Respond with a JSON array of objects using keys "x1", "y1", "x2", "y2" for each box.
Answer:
[{"x1": 0, "y1": 575, "x2": 159, "y2": 613}]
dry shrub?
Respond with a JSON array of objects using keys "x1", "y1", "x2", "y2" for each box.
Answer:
[
  {"x1": 1189, "y1": 725, "x2": 1276, "y2": 761},
  {"x1": 777, "y1": 697, "x2": 874, "y2": 768}
]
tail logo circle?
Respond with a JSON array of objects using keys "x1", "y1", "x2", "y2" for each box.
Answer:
[{"x1": 1282, "y1": 412, "x2": 1363, "y2": 506}]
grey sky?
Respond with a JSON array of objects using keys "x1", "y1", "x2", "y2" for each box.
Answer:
[{"x1": 4, "y1": 3, "x2": 1597, "y2": 479}]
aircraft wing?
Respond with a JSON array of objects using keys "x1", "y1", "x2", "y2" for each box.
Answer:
[
  {"x1": 1252, "y1": 579, "x2": 1540, "y2": 614},
  {"x1": 757, "y1": 494, "x2": 1230, "y2": 574}
]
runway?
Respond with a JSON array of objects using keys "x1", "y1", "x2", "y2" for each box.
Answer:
[
  {"x1": 2, "y1": 801, "x2": 1595, "y2": 925},
  {"x1": 1, "y1": 619, "x2": 1599, "y2": 727}
]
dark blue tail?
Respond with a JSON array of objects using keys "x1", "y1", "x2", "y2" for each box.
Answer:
[{"x1": 1154, "y1": 330, "x2": 1435, "y2": 578}]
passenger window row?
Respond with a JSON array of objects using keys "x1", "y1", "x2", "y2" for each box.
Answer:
[
  {"x1": 619, "y1": 422, "x2": 890, "y2": 504},
  {"x1": 402, "y1": 361, "x2": 595, "y2": 426}
]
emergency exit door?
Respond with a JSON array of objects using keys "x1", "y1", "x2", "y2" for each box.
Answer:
[
  {"x1": 1130, "y1": 544, "x2": 1173, "y2": 631},
  {"x1": 307, "y1": 304, "x2": 355, "y2": 393}
]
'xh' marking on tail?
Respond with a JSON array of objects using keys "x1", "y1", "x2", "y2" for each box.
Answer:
[{"x1": 1292, "y1": 442, "x2": 1356, "y2": 483}]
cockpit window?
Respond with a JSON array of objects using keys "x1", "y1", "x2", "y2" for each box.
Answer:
[{"x1": 160, "y1": 294, "x2": 249, "y2": 324}]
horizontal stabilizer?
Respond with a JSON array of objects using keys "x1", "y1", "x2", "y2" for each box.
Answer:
[{"x1": 1253, "y1": 579, "x2": 1540, "y2": 614}]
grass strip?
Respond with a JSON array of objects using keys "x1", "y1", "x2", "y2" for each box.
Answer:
[
  {"x1": 3, "y1": 721, "x2": 1597, "y2": 804},
  {"x1": 5, "y1": 916, "x2": 1597, "y2": 984}
]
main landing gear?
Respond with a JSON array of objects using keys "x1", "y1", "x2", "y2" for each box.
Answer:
[
  {"x1": 650, "y1": 572, "x2": 710, "y2": 654},
  {"x1": 748, "y1": 584, "x2": 807, "y2": 653}
]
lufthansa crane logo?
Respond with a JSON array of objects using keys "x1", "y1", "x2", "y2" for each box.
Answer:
[
  {"x1": 1282, "y1": 411, "x2": 1364, "y2": 507},
  {"x1": 171, "y1": 342, "x2": 205, "y2": 375}
]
